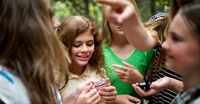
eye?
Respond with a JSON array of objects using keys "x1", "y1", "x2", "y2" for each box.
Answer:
[
  {"x1": 170, "y1": 32, "x2": 183, "y2": 42},
  {"x1": 87, "y1": 41, "x2": 94, "y2": 46},
  {"x1": 72, "y1": 42, "x2": 81, "y2": 47}
]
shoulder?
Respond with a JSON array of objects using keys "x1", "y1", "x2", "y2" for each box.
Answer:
[
  {"x1": 192, "y1": 97, "x2": 200, "y2": 104},
  {"x1": 0, "y1": 65, "x2": 30, "y2": 104}
]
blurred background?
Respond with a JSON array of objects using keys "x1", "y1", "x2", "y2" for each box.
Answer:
[{"x1": 50, "y1": 0, "x2": 169, "y2": 27}]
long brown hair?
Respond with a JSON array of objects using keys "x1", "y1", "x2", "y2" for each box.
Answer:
[
  {"x1": 0, "y1": 0, "x2": 68, "y2": 103},
  {"x1": 57, "y1": 16, "x2": 105, "y2": 89}
]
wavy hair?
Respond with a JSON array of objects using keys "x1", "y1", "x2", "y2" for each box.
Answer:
[
  {"x1": 57, "y1": 16, "x2": 105, "y2": 89},
  {"x1": 0, "y1": 0, "x2": 68, "y2": 103}
]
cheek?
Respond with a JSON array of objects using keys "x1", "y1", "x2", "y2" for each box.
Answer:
[
  {"x1": 70, "y1": 48, "x2": 78, "y2": 58},
  {"x1": 89, "y1": 45, "x2": 95, "y2": 54},
  {"x1": 175, "y1": 46, "x2": 200, "y2": 69}
]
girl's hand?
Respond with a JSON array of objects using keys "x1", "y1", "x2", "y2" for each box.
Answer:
[
  {"x1": 115, "y1": 95, "x2": 141, "y2": 104},
  {"x1": 133, "y1": 77, "x2": 176, "y2": 97},
  {"x1": 96, "y1": 0, "x2": 136, "y2": 26},
  {"x1": 76, "y1": 83, "x2": 101, "y2": 104},
  {"x1": 112, "y1": 61, "x2": 143, "y2": 84},
  {"x1": 99, "y1": 83, "x2": 117, "y2": 104}
]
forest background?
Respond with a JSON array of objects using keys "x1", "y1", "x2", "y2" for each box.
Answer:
[{"x1": 51, "y1": 0, "x2": 169, "y2": 28}]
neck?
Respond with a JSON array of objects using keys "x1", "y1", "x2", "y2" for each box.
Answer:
[
  {"x1": 111, "y1": 34, "x2": 130, "y2": 46},
  {"x1": 70, "y1": 64, "x2": 86, "y2": 76},
  {"x1": 110, "y1": 34, "x2": 135, "y2": 59},
  {"x1": 182, "y1": 69, "x2": 200, "y2": 91}
]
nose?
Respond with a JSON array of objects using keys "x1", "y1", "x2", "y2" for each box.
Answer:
[
  {"x1": 52, "y1": 16, "x2": 61, "y2": 29},
  {"x1": 81, "y1": 44, "x2": 89, "y2": 54},
  {"x1": 161, "y1": 39, "x2": 169, "y2": 51}
]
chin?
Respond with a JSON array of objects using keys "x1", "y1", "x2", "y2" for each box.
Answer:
[
  {"x1": 77, "y1": 61, "x2": 88, "y2": 66},
  {"x1": 165, "y1": 61, "x2": 175, "y2": 69}
]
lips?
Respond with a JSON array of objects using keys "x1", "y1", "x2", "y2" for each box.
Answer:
[
  {"x1": 77, "y1": 55, "x2": 90, "y2": 61},
  {"x1": 165, "y1": 53, "x2": 174, "y2": 61},
  {"x1": 116, "y1": 27, "x2": 122, "y2": 31}
]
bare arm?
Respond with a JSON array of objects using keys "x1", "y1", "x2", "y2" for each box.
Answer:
[{"x1": 97, "y1": 0, "x2": 157, "y2": 51}]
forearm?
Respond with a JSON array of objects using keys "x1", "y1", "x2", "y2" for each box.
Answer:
[
  {"x1": 168, "y1": 77, "x2": 183, "y2": 92},
  {"x1": 123, "y1": 12, "x2": 157, "y2": 51}
]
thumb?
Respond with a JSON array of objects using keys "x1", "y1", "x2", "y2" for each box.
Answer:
[
  {"x1": 150, "y1": 82, "x2": 157, "y2": 89},
  {"x1": 127, "y1": 95, "x2": 141, "y2": 104},
  {"x1": 81, "y1": 83, "x2": 93, "y2": 94}
]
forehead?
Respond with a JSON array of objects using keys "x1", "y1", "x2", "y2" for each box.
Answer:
[
  {"x1": 170, "y1": 12, "x2": 190, "y2": 36},
  {"x1": 75, "y1": 29, "x2": 94, "y2": 41}
]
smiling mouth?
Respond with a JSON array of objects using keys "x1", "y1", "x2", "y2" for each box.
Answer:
[
  {"x1": 77, "y1": 55, "x2": 90, "y2": 61},
  {"x1": 165, "y1": 54, "x2": 174, "y2": 60}
]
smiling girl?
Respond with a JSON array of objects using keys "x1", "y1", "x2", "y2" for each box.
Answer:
[
  {"x1": 162, "y1": 4, "x2": 200, "y2": 103},
  {"x1": 57, "y1": 16, "x2": 116, "y2": 104}
]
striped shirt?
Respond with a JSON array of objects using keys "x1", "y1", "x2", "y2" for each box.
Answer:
[{"x1": 149, "y1": 45, "x2": 182, "y2": 104}]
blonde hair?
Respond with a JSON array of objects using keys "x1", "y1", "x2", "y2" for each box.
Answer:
[{"x1": 102, "y1": 0, "x2": 141, "y2": 46}]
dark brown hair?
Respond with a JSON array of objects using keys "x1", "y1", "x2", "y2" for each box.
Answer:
[{"x1": 182, "y1": 4, "x2": 200, "y2": 40}]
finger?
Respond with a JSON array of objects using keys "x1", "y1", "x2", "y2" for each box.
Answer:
[
  {"x1": 101, "y1": 94, "x2": 116, "y2": 100},
  {"x1": 150, "y1": 81, "x2": 158, "y2": 89},
  {"x1": 88, "y1": 88, "x2": 98, "y2": 95},
  {"x1": 113, "y1": 69, "x2": 127, "y2": 78},
  {"x1": 127, "y1": 96, "x2": 141, "y2": 104},
  {"x1": 122, "y1": 61, "x2": 135, "y2": 69},
  {"x1": 117, "y1": 74, "x2": 127, "y2": 79},
  {"x1": 105, "y1": 78, "x2": 110, "y2": 85},
  {"x1": 101, "y1": 86, "x2": 115, "y2": 92},
  {"x1": 104, "y1": 6, "x2": 120, "y2": 25},
  {"x1": 112, "y1": 64, "x2": 129, "y2": 72},
  {"x1": 99, "y1": 87, "x2": 116, "y2": 96},
  {"x1": 101, "y1": 100, "x2": 115, "y2": 104},
  {"x1": 82, "y1": 83, "x2": 93, "y2": 94},
  {"x1": 91, "y1": 92, "x2": 101, "y2": 104},
  {"x1": 117, "y1": 3, "x2": 136, "y2": 24},
  {"x1": 121, "y1": 79, "x2": 128, "y2": 83},
  {"x1": 112, "y1": 67, "x2": 125, "y2": 74},
  {"x1": 96, "y1": 0, "x2": 126, "y2": 9},
  {"x1": 132, "y1": 84, "x2": 148, "y2": 96},
  {"x1": 133, "y1": 84, "x2": 155, "y2": 97}
]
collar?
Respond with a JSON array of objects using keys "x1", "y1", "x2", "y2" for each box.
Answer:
[
  {"x1": 68, "y1": 64, "x2": 92, "y2": 80},
  {"x1": 175, "y1": 84, "x2": 200, "y2": 104}
]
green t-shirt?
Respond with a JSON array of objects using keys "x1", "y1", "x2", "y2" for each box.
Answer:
[{"x1": 103, "y1": 46, "x2": 155, "y2": 98}]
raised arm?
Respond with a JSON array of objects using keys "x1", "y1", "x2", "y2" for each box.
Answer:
[{"x1": 97, "y1": 0, "x2": 157, "y2": 51}]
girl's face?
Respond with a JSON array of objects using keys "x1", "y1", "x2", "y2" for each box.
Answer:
[
  {"x1": 70, "y1": 29, "x2": 95, "y2": 67},
  {"x1": 162, "y1": 12, "x2": 200, "y2": 77}
]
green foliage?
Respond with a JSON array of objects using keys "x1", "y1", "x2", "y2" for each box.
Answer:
[
  {"x1": 51, "y1": 0, "x2": 169, "y2": 27},
  {"x1": 136, "y1": 0, "x2": 169, "y2": 21}
]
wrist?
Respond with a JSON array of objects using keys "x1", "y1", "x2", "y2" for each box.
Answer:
[{"x1": 168, "y1": 77, "x2": 183, "y2": 92}]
